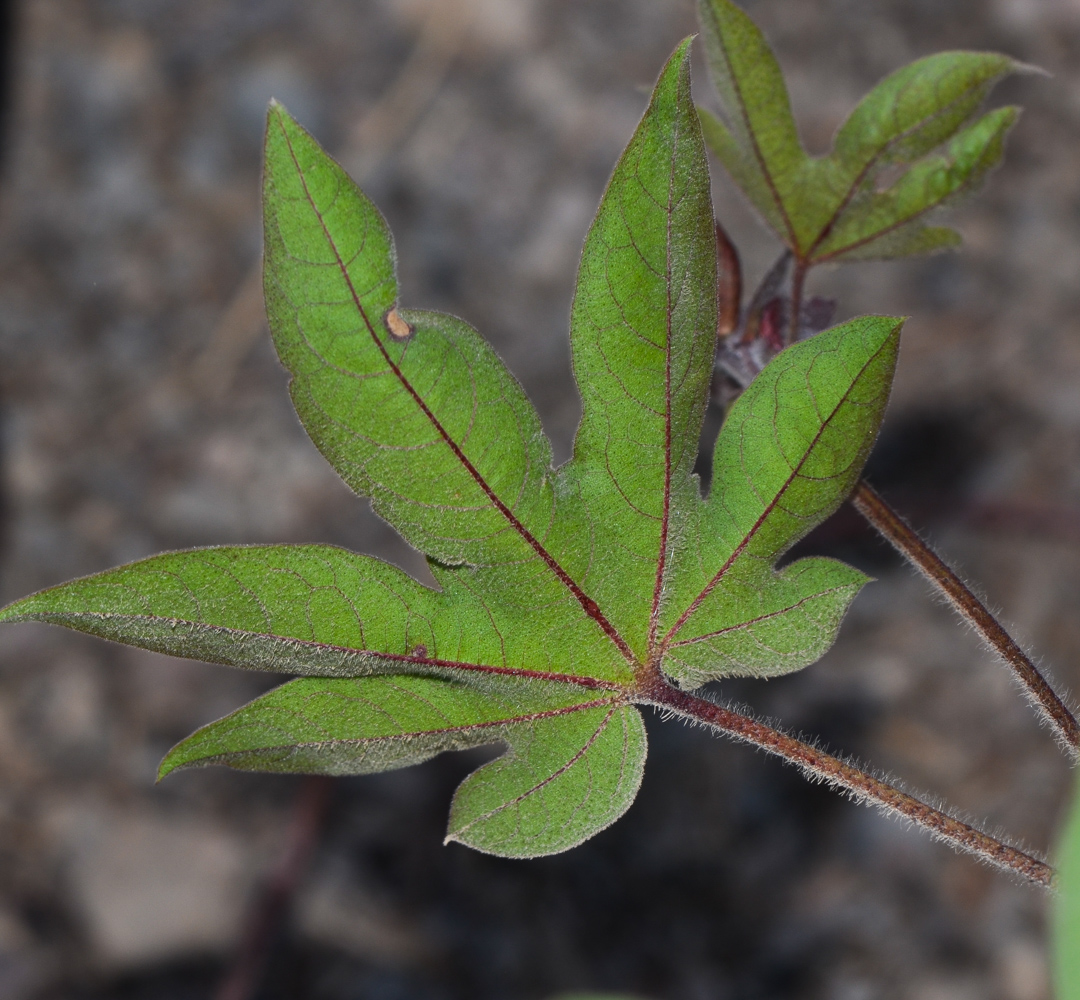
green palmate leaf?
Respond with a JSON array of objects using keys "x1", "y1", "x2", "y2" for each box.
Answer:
[
  {"x1": 561, "y1": 36, "x2": 717, "y2": 657},
  {"x1": 661, "y1": 316, "x2": 899, "y2": 688},
  {"x1": 1057, "y1": 779, "x2": 1080, "y2": 998},
  {"x1": 697, "y1": 0, "x2": 1022, "y2": 264},
  {"x1": 0, "y1": 39, "x2": 900, "y2": 858},
  {"x1": 161, "y1": 673, "x2": 644, "y2": 858}
]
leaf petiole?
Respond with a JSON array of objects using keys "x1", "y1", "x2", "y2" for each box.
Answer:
[{"x1": 635, "y1": 670, "x2": 1055, "y2": 887}]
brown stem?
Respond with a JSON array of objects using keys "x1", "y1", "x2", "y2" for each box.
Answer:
[
  {"x1": 788, "y1": 258, "x2": 807, "y2": 345},
  {"x1": 851, "y1": 479, "x2": 1080, "y2": 759},
  {"x1": 638, "y1": 676, "x2": 1054, "y2": 888}
]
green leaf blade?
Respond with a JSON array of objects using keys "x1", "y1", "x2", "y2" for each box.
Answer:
[
  {"x1": 158, "y1": 673, "x2": 616, "y2": 776},
  {"x1": 703, "y1": 315, "x2": 900, "y2": 558},
  {"x1": 160, "y1": 673, "x2": 646, "y2": 860},
  {"x1": 264, "y1": 108, "x2": 548, "y2": 568},
  {"x1": 818, "y1": 107, "x2": 1018, "y2": 263},
  {"x1": 447, "y1": 701, "x2": 646, "y2": 858},
  {"x1": 0, "y1": 545, "x2": 630, "y2": 685},
  {"x1": 661, "y1": 316, "x2": 901, "y2": 685},
  {"x1": 0, "y1": 545, "x2": 426, "y2": 673},
  {"x1": 263, "y1": 102, "x2": 636, "y2": 681},
  {"x1": 696, "y1": 0, "x2": 811, "y2": 250},
  {"x1": 563, "y1": 37, "x2": 717, "y2": 656},
  {"x1": 663, "y1": 557, "x2": 866, "y2": 686},
  {"x1": 832, "y1": 51, "x2": 1021, "y2": 177}
]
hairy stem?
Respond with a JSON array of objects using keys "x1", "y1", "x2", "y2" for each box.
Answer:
[
  {"x1": 852, "y1": 479, "x2": 1080, "y2": 759},
  {"x1": 638, "y1": 677, "x2": 1054, "y2": 888}
]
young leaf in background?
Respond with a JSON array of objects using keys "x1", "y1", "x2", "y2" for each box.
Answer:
[{"x1": 696, "y1": 0, "x2": 1023, "y2": 268}]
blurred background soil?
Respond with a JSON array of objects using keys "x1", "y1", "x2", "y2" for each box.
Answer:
[{"x1": 0, "y1": 0, "x2": 1078, "y2": 997}]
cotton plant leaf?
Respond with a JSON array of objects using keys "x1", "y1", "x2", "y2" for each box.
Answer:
[
  {"x1": 697, "y1": 0, "x2": 1022, "y2": 263},
  {"x1": 0, "y1": 39, "x2": 903, "y2": 860},
  {"x1": 1056, "y1": 779, "x2": 1080, "y2": 998},
  {"x1": 160, "y1": 673, "x2": 644, "y2": 858},
  {"x1": 561, "y1": 37, "x2": 717, "y2": 657},
  {"x1": 660, "y1": 316, "x2": 900, "y2": 688}
]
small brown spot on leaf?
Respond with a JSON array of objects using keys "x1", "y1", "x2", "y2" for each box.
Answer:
[
  {"x1": 385, "y1": 307, "x2": 413, "y2": 341},
  {"x1": 411, "y1": 644, "x2": 428, "y2": 658}
]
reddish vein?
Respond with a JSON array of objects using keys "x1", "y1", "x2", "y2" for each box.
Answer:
[
  {"x1": 210, "y1": 700, "x2": 621, "y2": 762},
  {"x1": 277, "y1": 121, "x2": 637, "y2": 668},
  {"x1": 705, "y1": 11, "x2": 799, "y2": 252},
  {"x1": 648, "y1": 74, "x2": 685, "y2": 658},
  {"x1": 669, "y1": 584, "x2": 852, "y2": 647},
  {"x1": 55, "y1": 613, "x2": 626, "y2": 691},
  {"x1": 813, "y1": 191, "x2": 957, "y2": 263},
  {"x1": 448, "y1": 704, "x2": 620, "y2": 838}
]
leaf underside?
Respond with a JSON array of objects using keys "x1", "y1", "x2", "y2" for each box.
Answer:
[
  {"x1": 697, "y1": 0, "x2": 1022, "y2": 263},
  {"x1": 0, "y1": 36, "x2": 901, "y2": 857}
]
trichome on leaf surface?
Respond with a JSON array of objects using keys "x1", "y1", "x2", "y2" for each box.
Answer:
[{"x1": 0, "y1": 0, "x2": 1070, "y2": 888}]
